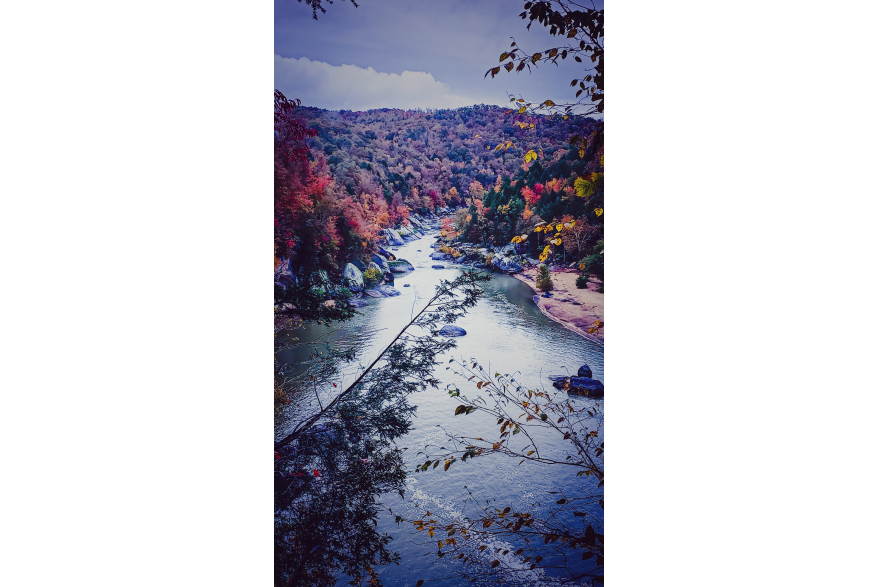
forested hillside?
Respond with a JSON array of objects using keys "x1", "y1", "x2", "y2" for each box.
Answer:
[{"x1": 275, "y1": 100, "x2": 604, "y2": 278}]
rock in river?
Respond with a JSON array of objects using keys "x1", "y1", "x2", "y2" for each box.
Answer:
[
  {"x1": 378, "y1": 284, "x2": 401, "y2": 297},
  {"x1": 347, "y1": 298, "x2": 368, "y2": 308},
  {"x1": 438, "y1": 325, "x2": 467, "y2": 337},
  {"x1": 371, "y1": 254, "x2": 391, "y2": 273},
  {"x1": 577, "y1": 364, "x2": 593, "y2": 378},
  {"x1": 432, "y1": 264, "x2": 445, "y2": 269},
  {"x1": 377, "y1": 246, "x2": 396, "y2": 261},
  {"x1": 388, "y1": 259, "x2": 415, "y2": 273},
  {"x1": 568, "y1": 377, "x2": 604, "y2": 397},
  {"x1": 382, "y1": 228, "x2": 405, "y2": 246}
]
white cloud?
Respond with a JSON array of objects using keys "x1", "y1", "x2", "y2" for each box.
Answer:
[{"x1": 275, "y1": 55, "x2": 499, "y2": 111}]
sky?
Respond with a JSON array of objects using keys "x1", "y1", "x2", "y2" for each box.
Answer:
[{"x1": 275, "y1": 0, "x2": 603, "y2": 111}]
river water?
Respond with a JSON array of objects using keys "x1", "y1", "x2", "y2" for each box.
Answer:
[{"x1": 276, "y1": 229, "x2": 604, "y2": 586}]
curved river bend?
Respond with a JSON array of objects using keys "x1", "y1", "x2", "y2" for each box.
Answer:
[{"x1": 277, "y1": 230, "x2": 604, "y2": 586}]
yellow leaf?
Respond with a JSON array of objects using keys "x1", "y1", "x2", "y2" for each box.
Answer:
[
  {"x1": 475, "y1": 134, "x2": 481, "y2": 138},
  {"x1": 518, "y1": 106, "x2": 526, "y2": 114},
  {"x1": 595, "y1": 208, "x2": 604, "y2": 217},
  {"x1": 544, "y1": 99, "x2": 556, "y2": 107},
  {"x1": 437, "y1": 540, "x2": 444, "y2": 549},
  {"x1": 579, "y1": 148, "x2": 585, "y2": 158},
  {"x1": 428, "y1": 528, "x2": 435, "y2": 538},
  {"x1": 556, "y1": 224, "x2": 562, "y2": 232}
]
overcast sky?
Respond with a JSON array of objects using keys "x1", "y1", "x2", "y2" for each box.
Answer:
[{"x1": 275, "y1": 0, "x2": 602, "y2": 111}]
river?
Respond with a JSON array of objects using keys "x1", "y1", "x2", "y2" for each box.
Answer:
[{"x1": 276, "y1": 229, "x2": 604, "y2": 586}]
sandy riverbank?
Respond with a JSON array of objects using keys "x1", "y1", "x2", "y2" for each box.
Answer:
[{"x1": 512, "y1": 267, "x2": 604, "y2": 344}]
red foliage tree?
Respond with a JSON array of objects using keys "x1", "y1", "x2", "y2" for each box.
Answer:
[
  {"x1": 521, "y1": 186, "x2": 541, "y2": 206},
  {"x1": 274, "y1": 90, "x2": 317, "y2": 166}
]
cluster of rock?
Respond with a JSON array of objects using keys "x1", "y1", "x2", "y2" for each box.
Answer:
[
  {"x1": 427, "y1": 240, "x2": 538, "y2": 275},
  {"x1": 273, "y1": 208, "x2": 465, "y2": 313},
  {"x1": 550, "y1": 364, "x2": 604, "y2": 398}
]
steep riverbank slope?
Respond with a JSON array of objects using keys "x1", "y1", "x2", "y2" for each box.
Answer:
[{"x1": 513, "y1": 267, "x2": 604, "y2": 344}]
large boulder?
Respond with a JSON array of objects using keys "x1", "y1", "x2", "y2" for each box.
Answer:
[
  {"x1": 430, "y1": 252, "x2": 450, "y2": 260},
  {"x1": 274, "y1": 258, "x2": 290, "y2": 278},
  {"x1": 342, "y1": 263, "x2": 365, "y2": 292},
  {"x1": 363, "y1": 289, "x2": 384, "y2": 298},
  {"x1": 367, "y1": 261, "x2": 383, "y2": 274},
  {"x1": 378, "y1": 285, "x2": 401, "y2": 297},
  {"x1": 568, "y1": 377, "x2": 604, "y2": 398},
  {"x1": 378, "y1": 246, "x2": 396, "y2": 261},
  {"x1": 438, "y1": 325, "x2": 467, "y2": 337},
  {"x1": 351, "y1": 259, "x2": 367, "y2": 271},
  {"x1": 371, "y1": 254, "x2": 391, "y2": 273},
  {"x1": 388, "y1": 259, "x2": 415, "y2": 274},
  {"x1": 347, "y1": 298, "x2": 368, "y2": 308},
  {"x1": 383, "y1": 228, "x2": 404, "y2": 246},
  {"x1": 491, "y1": 254, "x2": 523, "y2": 274},
  {"x1": 577, "y1": 364, "x2": 593, "y2": 378},
  {"x1": 274, "y1": 259, "x2": 298, "y2": 287}
]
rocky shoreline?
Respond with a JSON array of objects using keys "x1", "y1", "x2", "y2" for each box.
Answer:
[
  {"x1": 275, "y1": 207, "x2": 603, "y2": 345},
  {"x1": 275, "y1": 209, "x2": 458, "y2": 308}
]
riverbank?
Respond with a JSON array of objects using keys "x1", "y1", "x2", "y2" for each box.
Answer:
[{"x1": 513, "y1": 267, "x2": 604, "y2": 344}]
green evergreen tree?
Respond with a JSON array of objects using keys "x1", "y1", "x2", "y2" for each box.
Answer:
[{"x1": 536, "y1": 264, "x2": 554, "y2": 291}]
